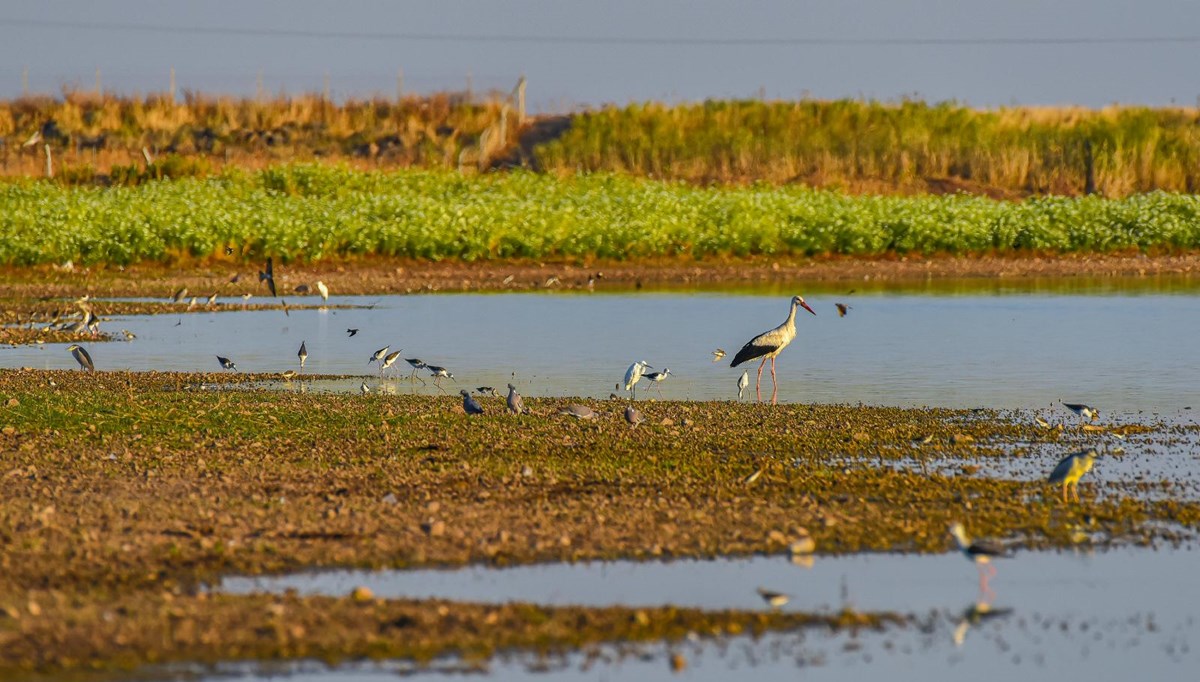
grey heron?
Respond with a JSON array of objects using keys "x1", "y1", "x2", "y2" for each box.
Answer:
[{"x1": 1048, "y1": 448, "x2": 1098, "y2": 503}]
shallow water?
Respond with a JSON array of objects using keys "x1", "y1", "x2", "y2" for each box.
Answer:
[
  {"x1": 207, "y1": 549, "x2": 1200, "y2": 680},
  {"x1": 5, "y1": 289, "x2": 1200, "y2": 412}
]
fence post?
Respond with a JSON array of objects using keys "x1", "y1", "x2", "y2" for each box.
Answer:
[
  {"x1": 43, "y1": 144, "x2": 53, "y2": 178},
  {"x1": 514, "y1": 76, "x2": 526, "y2": 124}
]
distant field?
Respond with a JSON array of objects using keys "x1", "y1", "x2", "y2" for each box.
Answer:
[
  {"x1": 2, "y1": 165, "x2": 1199, "y2": 266},
  {"x1": 3, "y1": 93, "x2": 1200, "y2": 197}
]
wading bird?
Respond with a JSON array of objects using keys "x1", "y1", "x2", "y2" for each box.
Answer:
[
  {"x1": 316, "y1": 280, "x2": 329, "y2": 303},
  {"x1": 643, "y1": 368, "x2": 671, "y2": 396},
  {"x1": 507, "y1": 384, "x2": 525, "y2": 415},
  {"x1": 624, "y1": 405, "x2": 643, "y2": 428},
  {"x1": 476, "y1": 386, "x2": 499, "y2": 397},
  {"x1": 460, "y1": 390, "x2": 484, "y2": 415},
  {"x1": 297, "y1": 341, "x2": 307, "y2": 370},
  {"x1": 258, "y1": 257, "x2": 276, "y2": 297},
  {"x1": 427, "y1": 365, "x2": 453, "y2": 390},
  {"x1": 730, "y1": 295, "x2": 816, "y2": 404},
  {"x1": 368, "y1": 346, "x2": 389, "y2": 365},
  {"x1": 360, "y1": 381, "x2": 370, "y2": 394},
  {"x1": 624, "y1": 360, "x2": 653, "y2": 400},
  {"x1": 66, "y1": 344, "x2": 94, "y2": 371},
  {"x1": 756, "y1": 587, "x2": 789, "y2": 610},
  {"x1": 216, "y1": 355, "x2": 237, "y2": 371},
  {"x1": 346, "y1": 328, "x2": 359, "y2": 337},
  {"x1": 171, "y1": 287, "x2": 188, "y2": 303},
  {"x1": 737, "y1": 371, "x2": 749, "y2": 400},
  {"x1": 380, "y1": 349, "x2": 402, "y2": 375},
  {"x1": 405, "y1": 358, "x2": 427, "y2": 382},
  {"x1": 1048, "y1": 448, "x2": 1098, "y2": 503},
  {"x1": 1062, "y1": 401, "x2": 1099, "y2": 423},
  {"x1": 948, "y1": 522, "x2": 1010, "y2": 598}
]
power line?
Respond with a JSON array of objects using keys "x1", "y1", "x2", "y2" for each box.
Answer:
[{"x1": 2, "y1": 17, "x2": 1200, "y2": 47}]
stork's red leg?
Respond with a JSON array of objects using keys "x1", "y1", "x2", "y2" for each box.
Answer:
[
  {"x1": 756, "y1": 357, "x2": 767, "y2": 402},
  {"x1": 770, "y1": 357, "x2": 779, "y2": 405}
]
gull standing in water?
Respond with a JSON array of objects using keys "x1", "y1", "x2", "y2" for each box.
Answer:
[{"x1": 730, "y1": 295, "x2": 816, "y2": 404}]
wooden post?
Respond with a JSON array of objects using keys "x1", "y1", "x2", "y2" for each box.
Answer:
[
  {"x1": 514, "y1": 76, "x2": 526, "y2": 125},
  {"x1": 43, "y1": 144, "x2": 53, "y2": 178}
]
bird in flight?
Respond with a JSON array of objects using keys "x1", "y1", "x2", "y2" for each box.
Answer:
[
  {"x1": 346, "y1": 328, "x2": 359, "y2": 337},
  {"x1": 258, "y1": 257, "x2": 276, "y2": 297},
  {"x1": 835, "y1": 303, "x2": 851, "y2": 317}
]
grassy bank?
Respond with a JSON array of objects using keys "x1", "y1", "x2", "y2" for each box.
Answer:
[
  {"x1": 6, "y1": 93, "x2": 1200, "y2": 196},
  {"x1": 3, "y1": 165, "x2": 1200, "y2": 267}
]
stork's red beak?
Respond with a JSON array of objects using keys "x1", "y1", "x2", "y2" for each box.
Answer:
[{"x1": 800, "y1": 300, "x2": 816, "y2": 315}]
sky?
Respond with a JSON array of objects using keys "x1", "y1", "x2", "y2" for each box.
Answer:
[{"x1": 1, "y1": 1, "x2": 1199, "y2": 111}]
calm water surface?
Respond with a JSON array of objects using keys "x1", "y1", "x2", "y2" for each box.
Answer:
[{"x1": 5, "y1": 289, "x2": 1199, "y2": 412}]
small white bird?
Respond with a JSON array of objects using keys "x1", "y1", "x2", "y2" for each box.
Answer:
[
  {"x1": 737, "y1": 371, "x2": 750, "y2": 400},
  {"x1": 624, "y1": 360, "x2": 653, "y2": 400},
  {"x1": 315, "y1": 280, "x2": 329, "y2": 303},
  {"x1": 711, "y1": 348, "x2": 726, "y2": 362},
  {"x1": 360, "y1": 381, "x2": 370, "y2": 394}
]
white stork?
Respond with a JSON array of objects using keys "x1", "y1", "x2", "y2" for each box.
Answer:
[{"x1": 730, "y1": 296, "x2": 815, "y2": 404}]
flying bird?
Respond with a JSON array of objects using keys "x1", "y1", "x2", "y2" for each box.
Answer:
[
  {"x1": 948, "y1": 522, "x2": 1011, "y2": 597},
  {"x1": 730, "y1": 295, "x2": 816, "y2": 404},
  {"x1": 216, "y1": 355, "x2": 237, "y2": 371},
  {"x1": 346, "y1": 328, "x2": 359, "y2": 337},
  {"x1": 506, "y1": 384, "x2": 525, "y2": 415},
  {"x1": 711, "y1": 348, "x2": 726, "y2": 363},
  {"x1": 66, "y1": 344, "x2": 94, "y2": 371},
  {"x1": 297, "y1": 341, "x2": 307, "y2": 369},
  {"x1": 258, "y1": 257, "x2": 276, "y2": 297},
  {"x1": 1048, "y1": 448, "x2": 1099, "y2": 503},
  {"x1": 835, "y1": 303, "x2": 851, "y2": 317},
  {"x1": 756, "y1": 587, "x2": 789, "y2": 610}
]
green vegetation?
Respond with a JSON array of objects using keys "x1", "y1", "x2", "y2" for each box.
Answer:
[
  {"x1": 534, "y1": 100, "x2": 1200, "y2": 195},
  {"x1": 2, "y1": 165, "x2": 1200, "y2": 266}
]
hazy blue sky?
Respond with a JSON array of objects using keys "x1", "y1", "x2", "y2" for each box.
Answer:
[{"x1": 2, "y1": 1, "x2": 1198, "y2": 110}]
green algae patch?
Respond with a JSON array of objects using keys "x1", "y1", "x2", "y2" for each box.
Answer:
[{"x1": 0, "y1": 368, "x2": 1194, "y2": 674}]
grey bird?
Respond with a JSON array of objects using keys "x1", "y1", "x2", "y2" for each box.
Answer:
[
  {"x1": 427, "y1": 365, "x2": 454, "y2": 385},
  {"x1": 66, "y1": 344, "x2": 94, "y2": 371},
  {"x1": 369, "y1": 346, "x2": 390, "y2": 365},
  {"x1": 460, "y1": 390, "x2": 485, "y2": 415},
  {"x1": 297, "y1": 341, "x2": 307, "y2": 369},
  {"x1": 624, "y1": 405, "x2": 643, "y2": 428},
  {"x1": 506, "y1": 383, "x2": 525, "y2": 415},
  {"x1": 405, "y1": 357, "x2": 427, "y2": 379},
  {"x1": 171, "y1": 287, "x2": 188, "y2": 303},
  {"x1": 476, "y1": 386, "x2": 499, "y2": 397},
  {"x1": 559, "y1": 404, "x2": 597, "y2": 420},
  {"x1": 1048, "y1": 448, "x2": 1099, "y2": 503},
  {"x1": 216, "y1": 355, "x2": 237, "y2": 371}
]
